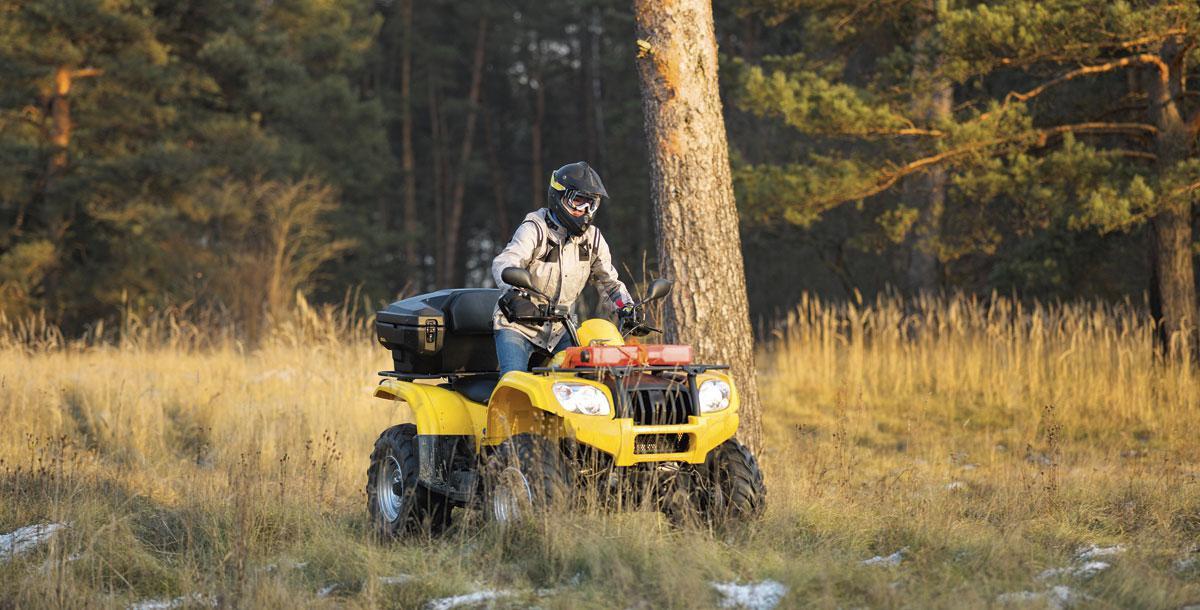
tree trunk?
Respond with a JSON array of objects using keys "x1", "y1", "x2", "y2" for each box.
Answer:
[
  {"x1": 483, "y1": 104, "x2": 511, "y2": 243},
  {"x1": 633, "y1": 0, "x2": 763, "y2": 451},
  {"x1": 581, "y1": 30, "x2": 598, "y2": 164},
  {"x1": 48, "y1": 67, "x2": 73, "y2": 175},
  {"x1": 442, "y1": 18, "x2": 488, "y2": 287},
  {"x1": 1145, "y1": 52, "x2": 1197, "y2": 356},
  {"x1": 400, "y1": 0, "x2": 418, "y2": 276},
  {"x1": 429, "y1": 75, "x2": 445, "y2": 291},
  {"x1": 905, "y1": 0, "x2": 949, "y2": 293},
  {"x1": 531, "y1": 68, "x2": 546, "y2": 210},
  {"x1": 589, "y1": 7, "x2": 608, "y2": 171},
  {"x1": 46, "y1": 66, "x2": 98, "y2": 177},
  {"x1": 530, "y1": 33, "x2": 546, "y2": 211}
]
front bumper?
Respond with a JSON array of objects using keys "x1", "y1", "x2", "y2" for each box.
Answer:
[{"x1": 567, "y1": 409, "x2": 739, "y2": 467}]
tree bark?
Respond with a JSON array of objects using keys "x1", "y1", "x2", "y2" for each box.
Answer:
[
  {"x1": 483, "y1": 103, "x2": 511, "y2": 243},
  {"x1": 633, "y1": 0, "x2": 763, "y2": 450},
  {"x1": 442, "y1": 18, "x2": 488, "y2": 287},
  {"x1": 46, "y1": 66, "x2": 99, "y2": 178},
  {"x1": 531, "y1": 63, "x2": 546, "y2": 210},
  {"x1": 400, "y1": 0, "x2": 418, "y2": 275},
  {"x1": 905, "y1": 0, "x2": 949, "y2": 293},
  {"x1": 589, "y1": 7, "x2": 608, "y2": 171},
  {"x1": 428, "y1": 75, "x2": 445, "y2": 291},
  {"x1": 1145, "y1": 50, "x2": 1197, "y2": 356}
]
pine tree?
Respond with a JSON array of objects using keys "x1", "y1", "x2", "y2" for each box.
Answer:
[
  {"x1": 0, "y1": 0, "x2": 174, "y2": 320},
  {"x1": 733, "y1": 0, "x2": 1200, "y2": 351},
  {"x1": 635, "y1": 0, "x2": 764, "y2": 449}
]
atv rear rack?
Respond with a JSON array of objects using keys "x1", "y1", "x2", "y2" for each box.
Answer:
[
  {"x1": 377, "y1": 371, "x2": 497, "y2": 381},
  {"x1": 377, "y1": 364, "x2": 730, "y2": 385}
]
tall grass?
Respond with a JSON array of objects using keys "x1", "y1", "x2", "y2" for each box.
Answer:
[{"x1": 1, "y1": 293, "x2": 1197, "y2": 608}]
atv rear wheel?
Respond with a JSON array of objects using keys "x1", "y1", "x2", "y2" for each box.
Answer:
[
  {"x1": 666, "y1": 439, "x2": 765, "y2": 528},
  {"x1": 484, "y1": 434, "x2": 572, "y2": 525},
  {"x1": 366, "y1": 424, "x2": 451, "y2": 537}
]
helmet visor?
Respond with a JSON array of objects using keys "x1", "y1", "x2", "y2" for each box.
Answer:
[{"x1": 564, "y1": 190, "x2": 601, "y2": 216}]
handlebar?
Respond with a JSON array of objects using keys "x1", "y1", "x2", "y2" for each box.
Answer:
[
  {"x1": 511, "y1": 302, "x2": 573, "y2": 324},
  {"x1": 620, "y1": 302, "x2": 662, "y2": 338}
]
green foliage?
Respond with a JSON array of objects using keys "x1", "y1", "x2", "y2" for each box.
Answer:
[
  {"x1": 736, "y1": 60, "x2": 918, "y2": 138},
  {"x1": 940, "y1": 1, "x2": 1198, "y2": 80},
  {"x1": 3, "y1": 0, "x2": 1197, "y2": 332},
  {"x1": 0, "y1": 0, "x2": 384, "y2": 329},
  {"x1": 728, "y1": 0, "x2": 1200, "y2": 299}
]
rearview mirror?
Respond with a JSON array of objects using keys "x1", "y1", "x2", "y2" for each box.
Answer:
[
  {"x1": 501, "y1": 267, "x2": 536, "y2": 291},
  {"x1": 643, "y1": 278, "x2": 673, "y2": 302}
]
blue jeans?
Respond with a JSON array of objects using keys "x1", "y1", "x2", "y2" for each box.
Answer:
[{"x1": 495, "y1": 329, "x2": 572, "y2": 375}]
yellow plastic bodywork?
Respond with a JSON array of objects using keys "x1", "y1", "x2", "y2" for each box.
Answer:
[
  {"x1": 576, "y1": 319, "x2": 624, "y2": 346},
  {"x1": 373, "y1": 346, "x2": 740, "y2": 465},
  {"x1": 374, "y1": 380, "x2": 488, "y2": 438}
]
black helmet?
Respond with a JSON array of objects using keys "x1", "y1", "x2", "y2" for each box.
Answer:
[{"x1": 547, "y1": 161, "x2": 608, "y2": 236}]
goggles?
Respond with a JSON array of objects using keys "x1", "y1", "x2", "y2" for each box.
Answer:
[{"x1": 563, "y1": 190, "x2": 601, "y2": 215}]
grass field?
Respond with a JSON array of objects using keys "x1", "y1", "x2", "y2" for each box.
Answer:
[{"x1": 1, "y1": 293, "x2": 1198, "y2": 609}]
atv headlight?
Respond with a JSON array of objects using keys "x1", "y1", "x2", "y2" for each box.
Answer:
[
  {"x1": 698, "y1": 379, "x2": 731, "y2": 413},
  {"x1": 552, "y1": 382, "x2": 611, "y2": 416}
]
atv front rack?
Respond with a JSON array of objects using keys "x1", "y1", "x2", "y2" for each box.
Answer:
[
  {"x1": 377, "y1": 365, "x2": 730, "y2": 381},
  {"x1": 530, "y1": 364, "x2": 729, "y2": 376}
]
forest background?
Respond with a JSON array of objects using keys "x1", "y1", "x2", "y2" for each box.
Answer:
[
  {"x1": 4, "y1": 3, "x2": 1200, "y2": 608},
  {"x1": 6, "y1": 0, "x2": 1199, "y2": 338}
]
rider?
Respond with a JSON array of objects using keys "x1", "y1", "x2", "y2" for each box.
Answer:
[{"x1": 492, "y1": 162, "x2": 634, "y2": 375}]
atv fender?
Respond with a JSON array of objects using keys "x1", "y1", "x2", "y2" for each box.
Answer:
[
  {"x1": 485, "y1": 372, "x2": 623, "y2": 451},
  {"x1": 374, "y1": 379, "x2": 488, "y2": 440},
  {"x1": 374, "y1": 380, "x2": 487, "y2": 502}
]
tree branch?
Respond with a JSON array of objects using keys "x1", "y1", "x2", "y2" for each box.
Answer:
[
  {"x1": 859, "y1": 127, "x2": 946, "y2": 138},
  {"x1": 1069, "y1": 28, "x2": 1190, "y2": 53},
  {"x1": 70, "y1": 67, "x2": 102, "y2": 79},
  {"x1": 819, "y1": 138, "x2": 1007, "y2": 207},
  {"x1": 993, "y1": 29, "x2": 1189, "y2": 70},
  {"x1": 1040, "y1": 122, "x2": 1158, "y2": 139},
  {"x1": 1005, "y1": 55, "x2": 1171, "y2": 105},
  {"x1": 814, "y1": 122, "x2": 1158, "y2": 209}
]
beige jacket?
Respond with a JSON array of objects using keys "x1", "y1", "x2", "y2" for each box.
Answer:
[{"x1": 492, "y1": 209, "x2": 632, "y2": 350}]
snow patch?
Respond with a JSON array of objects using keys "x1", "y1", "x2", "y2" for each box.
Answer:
[
  {"x1": 861, "y1": 548, "x2": 906, "y2": 567},
  {"x1": 1038, "y1": 561, "x2": 1109, "y2": 580},
  {"x1": 709, "y1": 580, "x2": 788, "y2": 610},
  {"x1": 1075, "y1": 544, "x2": 1125, "y2": 561},
  {"x1": 997, "y1": 585, "x2": 1082, "y2": 609},
  {"x1": 1, "y1": 523, "x2": 68, "y2": 562},
  {"x1": 424, "y1": 590, "x2": 515, "y2": 610},
  {"x1": 126, "y1": 593, "x2": 216, "y2": 610}
]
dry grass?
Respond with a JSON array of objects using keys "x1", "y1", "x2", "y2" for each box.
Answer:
[{"x1": 1, "y1": 293, "x2": 1198, "y2": 609}]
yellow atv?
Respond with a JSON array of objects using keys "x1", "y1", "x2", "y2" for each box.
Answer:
[{"x1": 366, "y1": 270, "x2": 765, "y2": 536}]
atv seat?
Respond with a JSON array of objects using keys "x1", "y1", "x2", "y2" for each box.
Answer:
[
  {"x1": 443, "y1": 374, "x2": 500, "y2": 404},
  {"x1": 445, "y1": 289, "x2": 499, "y2": 334}
]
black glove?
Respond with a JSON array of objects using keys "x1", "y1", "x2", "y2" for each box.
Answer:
[
  {"x1": 618, "y1": 303, "x2": 648, "y2": 334},
  {"x1": 499, "y1": 289, "x2": 542, "y2": 322}
]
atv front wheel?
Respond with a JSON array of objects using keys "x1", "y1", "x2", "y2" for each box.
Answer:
[
  {"x1": 366, "y1": 424, "x2": 450, "y2": 537},
  {"x1": 484, "y1": 434, "x2": 572, "y2": 525},
  {"x1": 667, "y1": 439, "x2": 766, "y2": 528}
]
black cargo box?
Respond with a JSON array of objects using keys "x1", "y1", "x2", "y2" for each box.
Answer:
[{"x1": 375, "y1": 288, "x2": 502, "y2": 374}]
